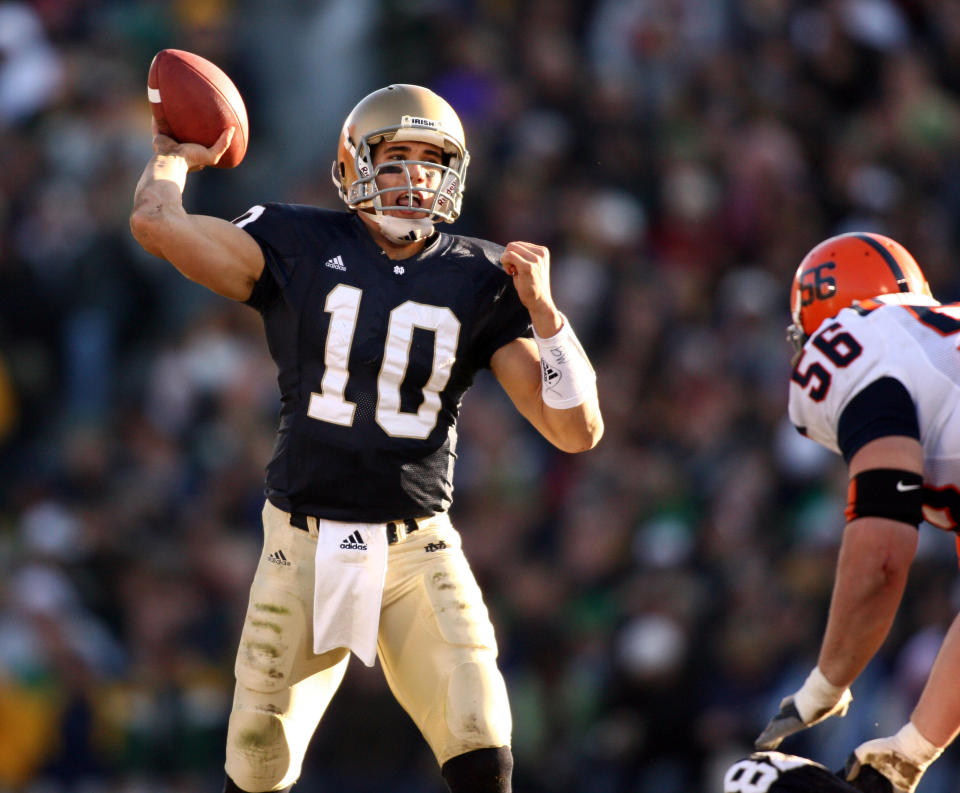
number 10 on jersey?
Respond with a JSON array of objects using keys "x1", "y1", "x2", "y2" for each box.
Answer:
[{"x1": 307, "y1": 284, "x2": 462, "y2": 439}]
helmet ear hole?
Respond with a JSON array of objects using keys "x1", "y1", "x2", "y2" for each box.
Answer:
[{"x1": 339, "y1": 162, "x2": 345, "y2": 178}]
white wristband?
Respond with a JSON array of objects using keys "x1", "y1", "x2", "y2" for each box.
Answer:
[
  {"x1": 794, "y1": 666, "x2": 851, "y2": 723},
  {"x1": 891, "y1": 722, "x2": 943, "y2": 768},
  {"x1": 153, "y1": 153, "x2": 189, "y2": 193},
  {"x1": 533, "y1": 315, "x2": 596, "y2": 409}
]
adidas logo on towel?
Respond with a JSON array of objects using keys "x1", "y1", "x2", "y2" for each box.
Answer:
[
  {"x1": 340, "y1": 530, "x2": 367, "y2": 551},
  {"x1": 325, "y1": 255, "x2": 346, "y2": 271},
  {"x1": 267, "y1": 549, "x2": 291, "y2": 566}
]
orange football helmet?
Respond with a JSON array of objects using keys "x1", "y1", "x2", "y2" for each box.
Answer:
[{"x1": 787, "y1": 232, "x2": 932, "y2": 351}]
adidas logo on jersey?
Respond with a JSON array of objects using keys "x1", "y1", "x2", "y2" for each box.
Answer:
[
  {"x1": 340, "y1": 530, "x2": 367, "y2": 550},
  {"x1": 325, "y1": 255, "x2": 346, "y2": 271},
  {"x1": 267, "y1": 549, "x2": 291, "y2": 566}
]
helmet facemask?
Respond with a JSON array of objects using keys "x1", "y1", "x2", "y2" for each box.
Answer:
[
  {"x1": 342, "y1": 132, "x2": 467, "y2": 242},
  {"x1": 332, "y1": 87, "x2": 470, "y2": 244}
]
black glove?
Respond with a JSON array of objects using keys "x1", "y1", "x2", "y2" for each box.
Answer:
[{"x1": 842, "y1": 755, "x2": 896, "y2": 793}]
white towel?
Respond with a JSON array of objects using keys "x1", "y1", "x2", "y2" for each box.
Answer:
[{"x1": 312, "y1": 519, "x2": 388, "y2": 667}]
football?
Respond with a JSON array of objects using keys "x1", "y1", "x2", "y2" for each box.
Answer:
[{"x1": 147, "y1": 48, "x2": 248, "y2": 168}]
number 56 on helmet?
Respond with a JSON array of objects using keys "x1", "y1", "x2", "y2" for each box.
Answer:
[{"x1": 787, "y1": 232, "x2": 932, "y2": 352}]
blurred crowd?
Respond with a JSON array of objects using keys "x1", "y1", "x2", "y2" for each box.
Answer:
[{"x1": 4, "y1": 0, "x2": 960, "y2": 791}]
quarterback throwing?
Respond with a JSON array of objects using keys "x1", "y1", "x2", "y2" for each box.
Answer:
[{"x1": 130, "y1": 84, "x2": 602, "y2": 793}]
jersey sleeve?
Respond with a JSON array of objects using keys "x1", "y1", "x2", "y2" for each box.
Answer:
[
  {"x1": 788, "y1": 312, "x2": 896, "y2": 455},
  {"x1": 244, "y1": 258, "x2": 281, "y2": 312},
  {"x1": 232, "y1": 203, "x2": 305, "y2": 311},
  {"x1": 468, "y1": 276, "x2": 532, "y2": 369},
  {"x1": 836, "y1": 376, "x2": 919, "y2": 462}
]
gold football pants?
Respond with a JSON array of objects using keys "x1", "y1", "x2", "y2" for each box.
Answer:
[{"x1": 224, "y1": 500, "x2": 512, "y2": 791}]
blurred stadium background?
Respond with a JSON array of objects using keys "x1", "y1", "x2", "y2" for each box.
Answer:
[{"x1": 3, "y1": 0, "x2": 960, "y2": 791}]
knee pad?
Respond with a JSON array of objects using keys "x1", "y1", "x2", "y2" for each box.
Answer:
[
  {"x1": 444, "y1": 660, "x2": 512, "y2": 750},
  {"x1": 441, "y1": 746, "x2": 513, "y2": 793},
  {"x1": 225, "y1": 705, "x2": 296, "y2": 793}
]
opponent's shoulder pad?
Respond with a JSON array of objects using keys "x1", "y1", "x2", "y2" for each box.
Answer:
[{"x1": 788, "y1": 308, "x2": 894, "y2": 450}]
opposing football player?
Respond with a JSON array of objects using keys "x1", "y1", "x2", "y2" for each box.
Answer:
[
  {"x1": 725, "y1": 752, "x2": 895, "y2": 793},
  {"x1": 130, "y1": 84, "x2": 603, "y2": 793},
  {"x1": 754, "y1": 232, "x2": 960, "y2": 792}
]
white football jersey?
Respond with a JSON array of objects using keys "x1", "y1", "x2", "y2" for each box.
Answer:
[{"x1": 788, "y1": 293, "x2": 960, "y2": 531}]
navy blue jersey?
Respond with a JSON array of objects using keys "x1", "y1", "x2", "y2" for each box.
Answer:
[{"x1": 234, "y1": 203, "x2": 532, "y2": 522}]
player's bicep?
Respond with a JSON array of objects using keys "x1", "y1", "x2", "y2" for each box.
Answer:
[
  {"x1": 848, "y1": 435, "x2": 923, "y2": 478},
  {"x1": 162, "y1": 213, "x2": 265, "y2": 301}
]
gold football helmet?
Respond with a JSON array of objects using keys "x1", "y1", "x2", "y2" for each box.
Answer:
[
  {"x1": 331, "y1": 84, "x2": 469, "y2": 242},
  {"x1": 787, "y1": 232, "x2": 932, "y2": 352}
]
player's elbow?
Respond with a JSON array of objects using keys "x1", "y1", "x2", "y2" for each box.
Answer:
[
  {"x1": 875, "y1": 535, "x2": 915, "y2": 589},
  {"x1": 555, "y1": 414, "x2": 604, "y2": 453},
  {"x1": 580, "y1": 416, "x2": 605, "y2": 452},
  {"x1": 845, "y1": 519, "x2": 916, "y2": 592},
  {"x1": 129, "y1": 195, "x2": 168, "y2": 257}
]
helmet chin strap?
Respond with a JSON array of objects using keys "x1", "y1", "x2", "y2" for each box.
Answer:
[{"x1": 368, "y1": 213, "x2": 435, "y2": 243}]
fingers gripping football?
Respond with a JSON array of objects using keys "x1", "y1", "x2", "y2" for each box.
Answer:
[{"x1": 152, "y1": 120, "x2": 235, "y2": 172}]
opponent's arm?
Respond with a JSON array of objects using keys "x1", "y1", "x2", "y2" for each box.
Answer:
[
  {"x1": 129, "y1": 125, "x2": 265, "y2": 301},
  {"x1": 756, "y1": 435, "x2": 921, "y2": 750},
  {"x1": 491, "y1": 242, "x2": 603, "y2": 453},
  {"x1": 817, "y1": 435, "x2": 921, "y2": 686}
]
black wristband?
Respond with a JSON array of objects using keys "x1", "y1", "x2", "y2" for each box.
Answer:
[{"x1": 845, "y1": 468, "x2": 923, "y2": 526}]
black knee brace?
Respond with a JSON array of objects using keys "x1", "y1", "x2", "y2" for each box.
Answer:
[
  {"x1": 223, "y1": 775, "x2": 292, "y2": 793},
  {"x1": 441, "y1": 746, "x2": 513, "y2": 793}
]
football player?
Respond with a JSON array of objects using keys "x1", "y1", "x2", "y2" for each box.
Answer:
[
  {"x1": 724, "y1": 751, "x2": 894, "y2": 793},
  {"x1": 129, "y1": 84, "x2": 603, "y2": 793},
  {"x1": 754, "y1": 233, "x2": 960, "y2": 792}
]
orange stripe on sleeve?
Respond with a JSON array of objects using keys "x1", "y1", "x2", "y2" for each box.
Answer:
[{"x1": 845, "y1": 478, "x2": 858, "y2": 522}]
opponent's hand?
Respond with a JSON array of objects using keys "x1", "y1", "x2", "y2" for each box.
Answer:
[
  {"x1": 844, "y1": 725, "x2": 942, "y2": 793},
  {"x1": 844, "y1": 747, "x2": 917, "y2": 793},
  {"x1": 755, "y1": 667, "x2": 852, "y2": 750},
  {"x1": 151, "y1": 119, "x2": 235, "y2": 172},
  {"x1": 500, "y1": 241, "x2": 561, "y2": 335}
]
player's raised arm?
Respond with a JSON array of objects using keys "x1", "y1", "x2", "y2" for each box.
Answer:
[
  {"x1": 130, "y1": 128, "x2": 265, "y2": 301},
  {"x1": 491, "y1": 241, "x2": 603, "y2": 453},
  {"x1": 131, "y1": 51, "x2": 262, "y2": 301}
]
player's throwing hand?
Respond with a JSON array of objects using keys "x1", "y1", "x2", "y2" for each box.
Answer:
[{"x1": 152, "y1": 119, "x2": 235, "y2": 172}]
